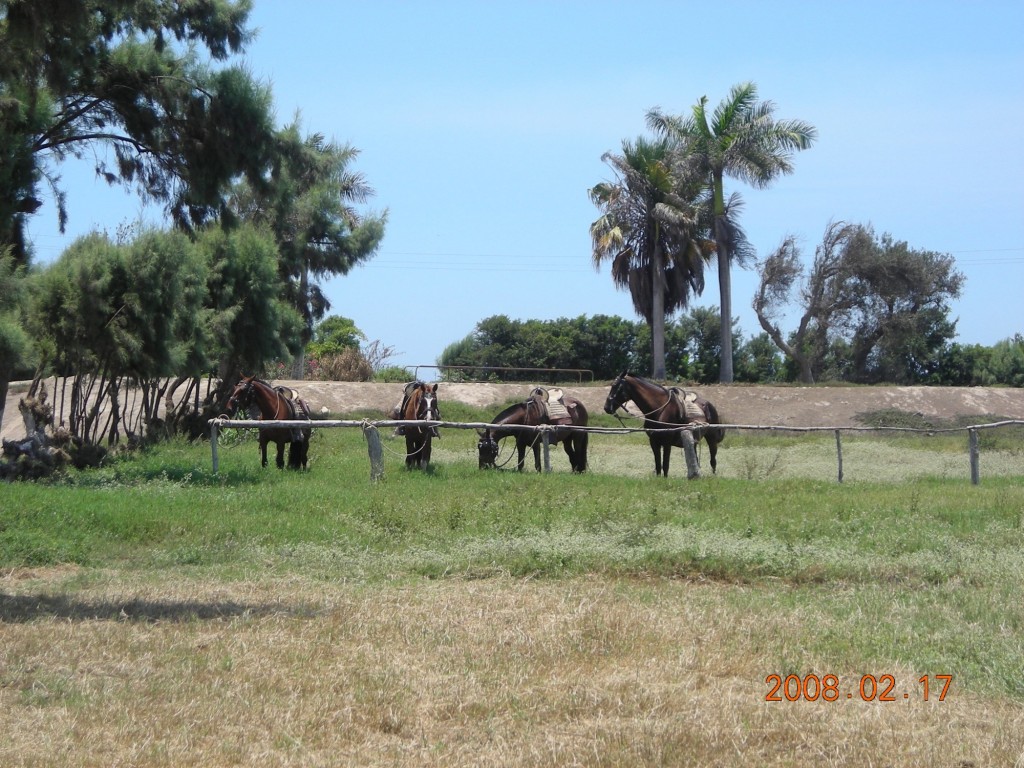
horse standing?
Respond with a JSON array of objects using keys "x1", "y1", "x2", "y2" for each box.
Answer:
[
  {"x1": 225, "y1": 376, "x2": 311, "y2": 470},
  {"x1": 401, "y1": 382, "x2": 440, "y2": 469},
  {"x1": 478, "y1": 388, "x2": 588, "y2": 473},
  {"x1": 604, "y1": 371, "x2": 724, "y2": 478}
]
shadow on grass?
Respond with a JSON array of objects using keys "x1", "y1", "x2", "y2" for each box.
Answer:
[{"x1": 0, "y1": 592, "x2": 320, "y2": 623}]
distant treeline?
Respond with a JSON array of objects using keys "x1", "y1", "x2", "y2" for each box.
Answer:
[{"x1": 438, "y1": 311, "x2": 1024, "y2": 386}]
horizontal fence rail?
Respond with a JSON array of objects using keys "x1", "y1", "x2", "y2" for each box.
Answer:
[{"x1": 208, "y1": 417, "x2": 1024, "y2": 485}]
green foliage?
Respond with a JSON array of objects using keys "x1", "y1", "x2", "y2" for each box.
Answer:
[
  {"x1": 0, "y1": 0, "x2": 277, "y2": 264},
  {"x1": 307, "y1": 315, "x2": 365, "y2": 357},
  {"x1": 983, "y1": 334, "x2": 1024, "y2": 387},
  {"x1": 200, "y1": 224, "x2": 303, "y2": 378},
  {"x1": 30, "y1": 229, "x2": 206, "y2": 378},
  {"x1": 438, "y1": 310, "x2": 778, "y2": 384},
  {"x1": 756, "y1": 222, "x2": 965, "y2": 385},
  {"x1": 373, "y1": 365, "x2": 413, "y2": 383},
  {"x1": 0, "y1": 251, "x2": 31, "y2": 377},
  {"x1": 440, "y1": 314, "x2": 641, "y2": 381},
  {"x1": 228, "y1": 121, "x2": 386, "y2": 339}
]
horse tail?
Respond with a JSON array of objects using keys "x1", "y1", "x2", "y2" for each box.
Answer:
[{"x1": 703, "y1": 400, "x2": 726, "y2": 444}]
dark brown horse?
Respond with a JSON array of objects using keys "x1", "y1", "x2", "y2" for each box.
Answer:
[
  {"x1": 225, "y1": 376, "x2": 311, "y2": 470},
  {"x1": 604, "y1": 371, "x2": 724, "y2": 477},
  {"x1": 477, "y1": 389, "x2": 588, "y2": 473},
  {"x1": 401, "y1": 382, "x2": 440, "y2": 469}
]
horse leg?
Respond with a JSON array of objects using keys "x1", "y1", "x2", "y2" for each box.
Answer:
[
  {"x1": 648, "y1": 436, "x2": 663, "y2": 476},
  {"x1": 275, "y1": 440, "x2": 286, "y2": 469},
  {"x1": 533, "y1": 440, "x2": 542, "y2": 472},
  {"x1": 516, "y1": 438, "x2": 528, "y2": 472},
  {"x1": 662, "y1": 445, "x2": 672, "y2": 477},
  {"x1": 708, "y1": 436, "x2": 718, "y2": 474},
  {"x1": 422, "y1": 436, "x2": 432, "y2": 468},
  {"x1": 562, "y1": 440, "x2": 574, "y2": 472},
  {"x1": 260, "y1": 438, "x2": 269, "y2": 468},
  {"x1": 573, "y1": 433, "x2": 589, "y2": 473}
]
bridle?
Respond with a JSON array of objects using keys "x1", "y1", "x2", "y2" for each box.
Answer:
[
  {"x1": 606, "y1": 374, "x2": 677, "y2": 426},
  {"x1": 226, "y1": 379, "x2": 255, "y2": 415},
  {"x1": 415, "y1": 389, "x2": 439, "y2": 422}
]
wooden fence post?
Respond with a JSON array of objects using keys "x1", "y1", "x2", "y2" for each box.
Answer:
[
  {"x1": 681, "y1": 429, "x2": 700, "y2": 479},
  {"x1": 211, "y1": 421, "x2": 219, "y2": 474},
  {"x1": 835, "y1": 429, "x2": 843, "y2": 483},
  {"x1": 542, "y1": 429, "x2": 552, "y2": 473},
  {"x1": 362, "y1": 423, "x2": 385, "y2": 482},
  {"x1": 969, "y1": 428, "x2": 980, "y2": 485}
]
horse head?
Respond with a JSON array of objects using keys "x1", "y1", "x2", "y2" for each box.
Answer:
[
  {"x1": 416, "y1": 383, "x2": 439, "y2": 422},
  {"x1": 476, "y1": 429, "x2": 499, "y2": 469},
  {"x1": 225, "y1": 375, "x2": 256, "y2": 415},
  {"x1": 604, "y1": 371, "x2": 631, "y2": 415}
]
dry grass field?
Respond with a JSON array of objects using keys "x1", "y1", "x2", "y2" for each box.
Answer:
[{"x1": 3, "y1": 570, "x2": 1022, "y2": 767}]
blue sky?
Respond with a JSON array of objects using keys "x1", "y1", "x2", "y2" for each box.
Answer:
[{"x1": 28, "y1": 1, "x2": 1024, "y2": 370}]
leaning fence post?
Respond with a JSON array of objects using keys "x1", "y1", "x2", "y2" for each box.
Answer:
[
  {"x1": 969, "y1": 428, "x2": 980, "y2": 485},
  {"x1": 362, "y1": 422, "x2": 385, "y2": 482},
  {"x1": 211, "y1": 420, "x2": 220, "y2": 474},
  {"x1": 835, "y1": 429, "x2": 843, "y2": 483},
  {"x1": 681, "y1": 428, "x2": 700, "y2": 480}
]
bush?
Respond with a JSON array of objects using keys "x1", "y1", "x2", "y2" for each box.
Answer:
[
  {"x1": 374, "y1": 365, "x2": 413, "y2": 383},
  {"x1": 308, "y1": 349, "x2": 373, "y2": 381}
]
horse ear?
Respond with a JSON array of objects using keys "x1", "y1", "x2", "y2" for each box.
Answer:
[{"x1": 430, "y1": 383, "x2": 438, "y2": 393}]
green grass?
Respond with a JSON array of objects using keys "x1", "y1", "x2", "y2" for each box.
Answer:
[{"x1": 3, "y1": 409, "x2": 1024, "y2": 701}]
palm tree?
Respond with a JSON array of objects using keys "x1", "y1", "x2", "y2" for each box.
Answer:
[
  {"x1": 647, "y1": 82, "x2": 817, "y2": 382},
  {"x1": 589, "y1": 136, "x2": 711, "y2": 379}
]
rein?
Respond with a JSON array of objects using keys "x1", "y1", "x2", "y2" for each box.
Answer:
[{"x1": 609, "y1": 376, "x2": 676, "y2": 424}]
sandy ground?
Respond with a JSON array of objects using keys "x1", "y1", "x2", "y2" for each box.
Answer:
[
  {"x1": 282, "y1": 380, "x2": 1024, "y2": 429},
  {"x1": 6, "y1": 379, "x2": 1023, "y2": 443}
]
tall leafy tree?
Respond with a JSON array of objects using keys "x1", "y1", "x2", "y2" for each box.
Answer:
[
  {"x1": 0, "y1": 0, "x2": 276, "y2": 266},
  {"x1": 754, "y1": 221, "x2": 965, "y2": 384},
  {"x1": 0, "y1": 250, "x2": 31, "y2": 429},
  {"x1": 228, "y1": 121, "x2": 386, "y2": 375},
  {"x1": 589, "y1": 136, "x2": 711, "y2": 379},
  {"x1": 647, "y1": 82, "x2": 817, "y2": 382},
  {"x1": 199, "y1": 223, "x2": 303, "y2": 390}
]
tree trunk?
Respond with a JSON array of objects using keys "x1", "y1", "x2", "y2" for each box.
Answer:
[
  {"x1": 0, "y1": 374, "x2": 9, "y2": 435},
  {"x1": 715, "y1": 212, "x2": 734, "y2": 383},
  {"x1": 651, "y1": 242, "x2": 666, "y2": 379}
]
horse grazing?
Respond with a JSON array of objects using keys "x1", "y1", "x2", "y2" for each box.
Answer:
[
  {"x1": 225, "y1": 375, "x2": 311, "y2": 470},
  {"x1": 604, "y1": 371, "x2": 724, "y2": 478},
  {"x1": 400, "y1": 382, "x2": 440, "y2": 469},
  {"x1": 477, "y1": 387, "x2": 588, "y2": 473}
]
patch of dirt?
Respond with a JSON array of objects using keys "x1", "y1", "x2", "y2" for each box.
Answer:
[{"x1": 5, "y1": 380, "x2": 1024, "y2": 443}]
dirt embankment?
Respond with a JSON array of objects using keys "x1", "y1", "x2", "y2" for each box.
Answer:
[
  {"x1": 231, "y1": 381, "x2": 1024, "y2": 429},
  {"x1": 5, "y1": 381, "x2": 1024, "y2": 443}
]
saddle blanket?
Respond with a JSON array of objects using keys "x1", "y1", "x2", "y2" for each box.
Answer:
[
  {"x1": 531, "y1": 386, "x2": 570, "y2": 421},
  {"x1": 669, "y1": 387, "x2": 707, "y2": 423}
]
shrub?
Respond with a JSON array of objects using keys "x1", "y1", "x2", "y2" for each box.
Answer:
[{"x1": 309, "y1": 349, "x2": 373, "y2": 381}]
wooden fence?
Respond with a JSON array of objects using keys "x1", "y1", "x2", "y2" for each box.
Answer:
[{"x1": 207, "y1": 417, "x2": 1024, "y2": 485}]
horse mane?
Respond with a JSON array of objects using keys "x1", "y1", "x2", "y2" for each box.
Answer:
[{"x1": 491, "y1": 400, "x2": 528, "y2": 425}]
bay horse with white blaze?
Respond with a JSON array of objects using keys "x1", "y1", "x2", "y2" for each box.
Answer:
[
  {"x1": 604, "y1": 371, "x2": 724, "y2": 478},
  {"x1": 401, "y1": 382, "x2": 440, "y2": 469},
  {"x1": 477, "y1": 387, "x2": 588, "y2": 473},
  {"x1": 225, "y1": 375, "x2": 311, "y2": 470}
]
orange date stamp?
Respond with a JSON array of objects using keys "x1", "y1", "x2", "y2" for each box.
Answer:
[{"x1": 765, "y1": 673, "x2": 952, "y2": 702}]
